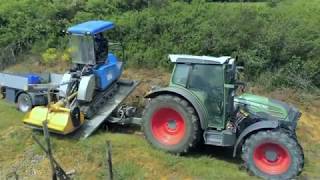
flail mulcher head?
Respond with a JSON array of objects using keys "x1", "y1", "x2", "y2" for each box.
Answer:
[{"x1": 23, "y1": 91, "x2": 85, "y2": 135}]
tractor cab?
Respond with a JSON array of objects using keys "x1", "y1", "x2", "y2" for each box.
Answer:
[
  {"x1": 168, "y1": 55, "x2": 236, "y2": 129},
  {"x1": 67, "y1": 20, "x2": 114, "y2": 65},
  {"x1": 66, "y1": 20, "x2": 123, "y2": 92}
]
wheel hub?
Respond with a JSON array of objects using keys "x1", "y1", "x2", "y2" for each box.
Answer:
[
  {"x1": 167, "y1": 119, "x2": 177, "y2": 130},
  {"x1": 265, "y1": 149, "x2": 278, "y2": 162},
  {"x1": 253, "y1": 142, "x2": 291, "y2": 175},
  {"x1": 18, "y1": 95, "x2": 32, "y2": 112}
]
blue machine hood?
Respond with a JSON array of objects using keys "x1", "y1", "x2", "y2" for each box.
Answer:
[{"x1": 67, "y1": 20, "x2": 114, "y2": 35}]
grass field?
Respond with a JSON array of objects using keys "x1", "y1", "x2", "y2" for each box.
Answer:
[
  {"x1": 0, "y1": 100, "x2": 253, "y2": 180},
  {"x1": 0, "y1": 62, "x2": 320, "y2": 179}
]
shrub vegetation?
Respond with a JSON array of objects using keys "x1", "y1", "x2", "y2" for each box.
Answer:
[{"x1": 0, "y1": 0, "x2": 319, "y2": 89}]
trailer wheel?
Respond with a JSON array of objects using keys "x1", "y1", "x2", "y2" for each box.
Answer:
[
  {"x1": 242, "y1": 130, "x2": 304, "y2": 179},
  {"x1": 0, "y1": 87, "x2": 4, "y2": 99},
  {"x1": 17, "y1": 93, "x2": 33, "y2": 112},
  {"x1": 142, "y1": 94, "x2": 201, "y2": 154}
]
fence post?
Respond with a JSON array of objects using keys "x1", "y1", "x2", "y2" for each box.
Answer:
[{"x1": 106, "y1": 141, "x2": 113, "y2": 180}]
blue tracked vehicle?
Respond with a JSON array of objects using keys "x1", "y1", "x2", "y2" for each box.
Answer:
[{"x1": 22, "y1": 20, "x2": 139, "y2": 137}]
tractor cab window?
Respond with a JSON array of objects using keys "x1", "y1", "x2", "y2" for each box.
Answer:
[
  {"x1": 69, "y1": 35, "x2": 95, "y2": 65},
  {"x1": 172, "y1": 64, "x2": 190, "y2": 87},
  {"x1": 94, "y1": 33, "x2": 109, "y2": 64},
  {"x1": 188, "y1": 64, "x2": 224, "y2": 126}
]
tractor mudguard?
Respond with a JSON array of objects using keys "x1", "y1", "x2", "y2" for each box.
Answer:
[
  {"x1": 232, "y1": 120, "x2": 279, "y2": 157},
  {"x1": 145, "y1": 87, "x2": 208, "y2": 129}
]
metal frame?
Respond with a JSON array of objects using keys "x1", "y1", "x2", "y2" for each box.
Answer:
[
  {"x1": 73, "y1": 80, "x2": 140, "y2": 138},
  {"x1": 0, "y1": 73, "x2": 28, "y2": 90},
  {"x1": 0, "y1": 72, "x2": 63, "y2": 105}
]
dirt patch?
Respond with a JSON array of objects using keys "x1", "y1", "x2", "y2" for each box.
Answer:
[
  {"x1": 122, "y1": 68, "x2": 170, "y2": 109},
  {"x1": 297, "y1": 112, "x2": 320, "y2": 143}
]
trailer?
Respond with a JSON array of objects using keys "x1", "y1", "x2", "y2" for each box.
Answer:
[{"x1": 0, "y1": 72, "x2": 63, "y2": 112}]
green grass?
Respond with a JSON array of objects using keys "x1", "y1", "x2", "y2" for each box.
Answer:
[
  {"x1": 0, "y1": 97, "x2": 320, "y2": 180},
  {"x1": 0, "y1": 98, "x2": 254, "y2": 179},
  {"x1": 0, "y1": 63, "x2": 320, "y2": 179},
  {"x1": 0, "y1": 100, "x2": 24, "y2": 131}
]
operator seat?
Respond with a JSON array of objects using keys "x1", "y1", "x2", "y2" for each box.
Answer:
[{"x1": 94, "y1": 33, "x2": 109, "y2": 64}]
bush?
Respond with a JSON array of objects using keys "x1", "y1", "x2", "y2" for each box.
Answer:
[
  {"x1": 0, "y1": 0, "x2": 319, "y2": 90},
  {"x1": 41, "y1": 48, "x2": 59, "y2": 65},
  {"x1": 41, "y1": 48, "x2": 71, "y2": 65},
  {"x1": 111, "y1": 0, "x2": 320, "y2": 89}
]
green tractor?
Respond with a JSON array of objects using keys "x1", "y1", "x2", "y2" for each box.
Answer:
[{"x1": 142, "y1": 54, "x2": 304, "y2": 179}]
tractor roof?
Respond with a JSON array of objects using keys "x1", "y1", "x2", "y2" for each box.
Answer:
[
  {"x1": 168, "y1": 54, "x2": 234, "y2": 65},
  {"x1": 67, "y1": 20, "x2": 114, "y2": 35}
]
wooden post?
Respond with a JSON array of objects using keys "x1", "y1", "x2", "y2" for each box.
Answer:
[
  {"x1": 32, "y1": 133, "x2": 70, "y2": 180},
  {"x1": 106, "y1": 141, "x2": 113, "y2": 180},
  {"x1": 10, "y1": 48, "x2": 16, "y2": 64},
  {"x1": 42, "y1": 121, "x2": 57, "y2": 180}
]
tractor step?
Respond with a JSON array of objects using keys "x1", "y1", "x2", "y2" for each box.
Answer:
[
  {"x1": 73, "y1": 80, "x2": 139, "y2": 139},
  {"x1": 203, "y1": 129, "x2": 236, "y2": 146}
]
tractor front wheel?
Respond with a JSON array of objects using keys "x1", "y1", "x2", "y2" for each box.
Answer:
[
  {"x1": 242, "y1": 130, "x2": 304, "y2": 179},
  {"x1": 142, "y1": 95, "x2": 201, "y2": 154}
]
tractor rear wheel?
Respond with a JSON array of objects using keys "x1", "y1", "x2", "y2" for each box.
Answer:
[
  {"x1": 142, "y1": 95, "x2": 201, "y2": 154},
  {"x1": 242, "y1": 130, "x2": 304, "y2": 179}
]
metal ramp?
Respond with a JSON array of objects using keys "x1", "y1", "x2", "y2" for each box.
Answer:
[{"x1": 73, "y1": 80, "x2": 139, "y2": 139}]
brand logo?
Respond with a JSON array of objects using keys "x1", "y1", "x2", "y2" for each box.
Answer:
[{"x1": 107, "y1": 73, "x2": 113, "y2": 81}]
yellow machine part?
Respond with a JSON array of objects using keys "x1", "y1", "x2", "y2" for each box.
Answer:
[{"x1": 23, "y1": 106, "x2": 85, "y2": 135}]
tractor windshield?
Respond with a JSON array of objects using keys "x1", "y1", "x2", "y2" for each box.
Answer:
[{"x1": 69, "y1": 35, "x2": 95, "y2": 65}]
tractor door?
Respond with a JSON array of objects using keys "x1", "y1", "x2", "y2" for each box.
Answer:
[
  {"x1": 223, "y1": 63, "x2": 236, "y2": 127},
  {"x1": 187, "y1": 64, "x2": 225, "y2": 129}
]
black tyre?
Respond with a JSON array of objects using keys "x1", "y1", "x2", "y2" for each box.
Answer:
[
  {"x1": 71, "y1": 107, "x2": 81, "y2": 127},
  {"x1": 297, "y1": 142, "x2": 305, "y2": 175},
  {"x1": 0, "y1": 87, "x2": 5, "y2": 99},
  {"x1": 17, "y1": 93, "x2": 33, "y2": 112},
  {"x1": 142, "y1": 94, "x2": 201, "y2": 154},
  {"x1": 242, "y1": 130, "x2": 304, "y2": 180}
]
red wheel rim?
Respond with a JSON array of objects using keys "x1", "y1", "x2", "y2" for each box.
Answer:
[
  {"x1": 253, "y1": 142, "x2": 291, "y2": 175},
  {"x1": 151, "y1": 107, "x2": 186, "y2": 145}
]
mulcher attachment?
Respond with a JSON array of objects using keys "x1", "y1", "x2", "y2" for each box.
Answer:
[{"x1": 23, "y1": 93, "x2": 85, "y2": 135}]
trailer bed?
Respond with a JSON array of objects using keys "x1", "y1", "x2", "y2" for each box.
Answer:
[{"x1": 0, "y1": 72, "x2": 63, "y2": 91}]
